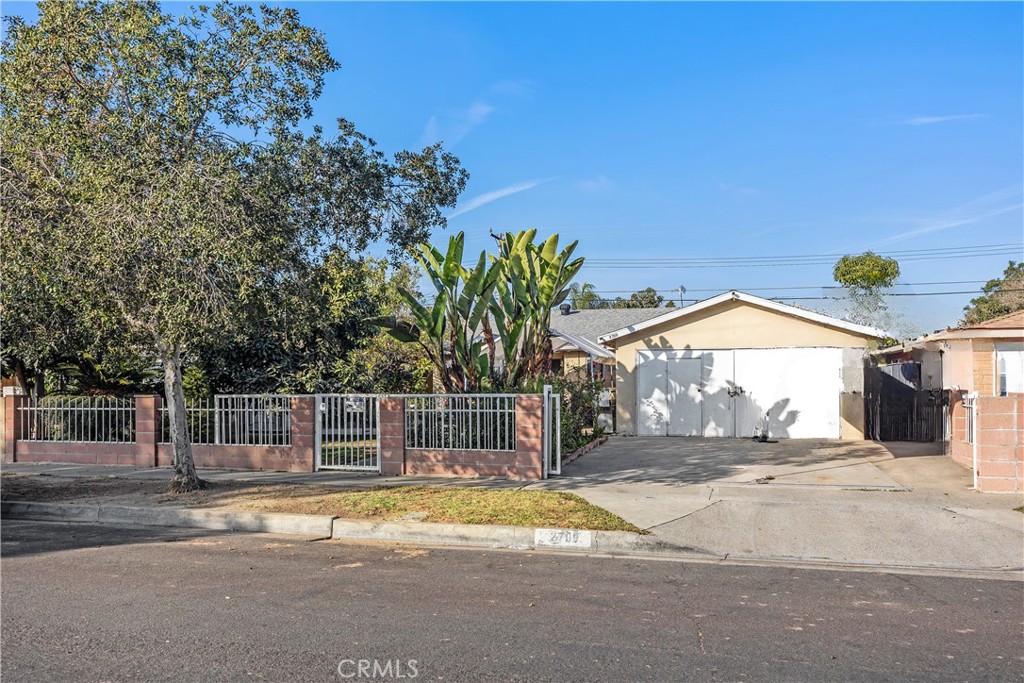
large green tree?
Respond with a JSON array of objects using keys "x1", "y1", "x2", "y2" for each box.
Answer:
[
  {"x1": 832, "y1": 251, "x2": 900, "y2": 329},
  {"x1": 1, "y1": 1, "x2": 466, "y2": 491},
  {"x1": 612, "y1": 287, "x2": 664, "y2": 309},
  {"x1": 962, "y1": 261, "x2": 1024, "y2": 325}
]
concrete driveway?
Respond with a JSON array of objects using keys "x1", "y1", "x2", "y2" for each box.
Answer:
[
  {"x1": 534, "y1": 437, "x2": 1024, "y2": 573},
  {"x1": 558, "y1": 436, "x2": 907, "y2": 489}
]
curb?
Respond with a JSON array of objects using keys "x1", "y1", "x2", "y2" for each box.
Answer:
[
  {"x1": 2, "y1": 501, "x2": 335, "y2": 538},
  {"x1": 1, "y1": 500, "x2": 715, "y2": 558}
]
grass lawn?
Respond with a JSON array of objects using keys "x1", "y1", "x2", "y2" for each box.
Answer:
[
  {"x1": 1, "y1": 474, "x2": 642, "y2": 532},
  {"x1": 237, "y1": 486, "x2": 642, "y2": 532}
]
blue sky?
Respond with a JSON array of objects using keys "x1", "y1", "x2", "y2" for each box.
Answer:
[{"x1": 6, "y1": 2, "x2": 1022, "y2": 333}]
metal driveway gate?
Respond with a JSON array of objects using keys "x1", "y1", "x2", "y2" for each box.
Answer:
[
  {"x1": 543, "y1": 385, "x2": 562, "y2": 477},
  {"x1": 315, "y1": 394, "x2": 380, "y2": 471}
]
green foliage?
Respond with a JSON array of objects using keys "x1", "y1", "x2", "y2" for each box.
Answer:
[
  {"x1": 53, "y1": 351, "x2": 160, "y2": 397},
  {"x1": 522, "y1": 372, "x2": 602, "y2": 452},
  {"x1": 612, "y1": 287, "x2": 664, "y2": 309},
  {"x1": 380, "y1": 232, "x2": 497, "y2": 393},
  {"x1": 489, "y1": 230, "x2": 584, "y2": 389},
  {"x1": 181, "y1": 365, "x2": 212, "y2": 401},
  {"x1": 832, "y1": 252, "x2": 904, "y2": 332},
  {"x1": 569, "y1": 282, "x2": 605, "y2": 310},
  {"x1": 382, "y1": 229, "x2": 584, "y2": 392},
  {"x1": 833, "y1": 252, "x2": 900, "y2": 291},
  {"x1": 1, "y1": 1, "x2": 467, "y2": 488},
  {"x1": 962, "y1": 261, "x2": 1024, "y2": 325}
]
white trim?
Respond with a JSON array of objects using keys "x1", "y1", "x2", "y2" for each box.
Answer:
[
  {"x1": 598, "y1": 290, "x2": 887, "y2": 344},
  {"x1": 549, "y1": 328, "x2": 614, "y2": 360}
]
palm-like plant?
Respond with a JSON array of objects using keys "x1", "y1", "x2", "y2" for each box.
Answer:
[
  {"x1": 380, "y1": 232, "x2": 496, "y2": 392},
  {"x1": 489, "y1": 230, "x2": 584, "y2": 388}
]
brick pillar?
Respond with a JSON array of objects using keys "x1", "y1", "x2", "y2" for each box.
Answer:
[
  {"x1": 134, "y1": 395, "x2": 160, "y2": 468},
  {"x1": 3, "y1": 395, "x2": 26, "y2": 463},
  {"x1": 291, "y1": 396, "x2": 317, "y2": 472},
  {"x1": 379, "y1": 397, "x2": 405, "y2": 476},
  {"x1": 512, "y1": 394, "x2": 544, "y2": 480}
]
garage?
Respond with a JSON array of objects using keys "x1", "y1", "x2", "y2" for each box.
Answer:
[
  {"x1": 635, "y1": 347, "x2": 842, "y2": 438},
  {"x1": 598, "y1": 291, "x2": 886, "y2": 440}
]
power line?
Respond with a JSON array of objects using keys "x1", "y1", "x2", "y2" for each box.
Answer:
[
  {"x1": 586, "y1": 280, "x2": 989, "y2": 294},
  {"x1": 583, "y1": 243, "x2": 1018, "y2": 264}
]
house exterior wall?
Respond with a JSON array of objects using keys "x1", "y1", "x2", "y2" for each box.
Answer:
[
  {"x1": 972, "y1": 339, "x2": 996, "y2": 396},
  {"x1": 612, "y1": 300, "x2": 878, "y2": 436},
  {"x1": 942, "y1": 340, "x2": 974, "y2": 390}
]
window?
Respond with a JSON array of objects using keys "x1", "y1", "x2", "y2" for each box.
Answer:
[{"x1": 995, "y1": 342, "x2": 1024, "y2": 396}]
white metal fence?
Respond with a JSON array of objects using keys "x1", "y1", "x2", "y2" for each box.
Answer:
[
  {"x1": 159, "y1": 397, "x2": 215, "y2": 444},
  {"x1": 316, "y1": 394, "x2": 379, "y2": 471},
  {"x1": 158, "y1": 395, "x2": 291, "y2": 446},
  {"x1": 214, "y1": 395, "x2": 291, "y2": 446},
  {"x1": 18, "y1": 396, "x2": 136, "y2": 443},
  {"x1": 404, "y1": 394, "x2": 517, "y2": 452},
  {"x1": 962, "y1": 393, "x2": 979, "y2": 490}
]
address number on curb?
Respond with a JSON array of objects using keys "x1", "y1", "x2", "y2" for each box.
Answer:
[{"x1": 534, "y1": 528, "x2": 593, "y2": 549}]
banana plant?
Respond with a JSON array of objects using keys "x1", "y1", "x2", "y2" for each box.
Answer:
[
  {"x1": 378, "y1": 232, "x2": 497, "y2": 393},
  {"x1": 489, "y1": 230, "x2": 584, "y2": 389}
]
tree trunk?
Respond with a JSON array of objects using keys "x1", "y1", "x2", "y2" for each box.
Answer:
[
  {"x1": 32, "y1": 369, "x2": 45, "y2": 399},
  {"x1": 12, "y1": 360, "x2": 28, "y2": 396},
  {"x1": 161, "y1": 343, "x2": 203, "y2": 492}
]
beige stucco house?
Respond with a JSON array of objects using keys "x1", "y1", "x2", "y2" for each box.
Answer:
[{"x1": 597, "y1": 291, "x2": 887, "y2": 440}]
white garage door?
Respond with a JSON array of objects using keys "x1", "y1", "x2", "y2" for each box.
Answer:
[{"x1": 637, "y1": 348, "x2": 842, "y2": 439}]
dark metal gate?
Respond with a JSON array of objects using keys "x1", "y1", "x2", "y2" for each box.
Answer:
[{"x1": 865, "y1": 363, "x2": 945, "y2": 442}]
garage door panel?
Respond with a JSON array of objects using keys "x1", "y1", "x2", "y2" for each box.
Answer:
[
  {"x1": 734, "y1": 348, "x2": 841, "y2": 439},
  {"x1": 637, "y1": 358, "x2": 668, "y2": 436},
  {"x1": 666, "y1": 358, "x2": 702, "y2": 436},
  {"x1": 701, "y1": 350, "x2": 735, "y2": 437}
]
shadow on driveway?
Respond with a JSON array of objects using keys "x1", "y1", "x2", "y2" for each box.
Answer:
[{"x1": 556, "y1": 436, "x2": 907, "y2": 488}]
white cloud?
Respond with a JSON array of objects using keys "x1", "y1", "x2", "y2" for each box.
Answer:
[
  {"x1": 420, "y1": 100, "x2": 495, "y2": 147},
  {"x1": 899, "y1": 114, "x2": 988, "y2": 126},
  {"x1": 489, "y1": 79, "x2": 535, "y2": 98},
  {"x1": 874, "y1": 186, "x2": 1023, "y2": 246},
  {"x1": 718, "y1": 181, "x2": 762, "y2": 197},
  {"x1": 448, "y1": 179, "x2": 546, "y2": 219},
  {"x1": 578, "y1": 176, "x2": 613, "y2": 193}
]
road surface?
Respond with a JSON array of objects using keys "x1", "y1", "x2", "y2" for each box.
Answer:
[{"x1": 2, "y1": 520, "x2": 1021, "y2": 681}]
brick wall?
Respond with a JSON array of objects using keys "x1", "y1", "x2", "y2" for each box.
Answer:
[
  {"x1": 947, "y1": 394, "x2": 1023, "y2": 493},
  {"x1": 380, "y1": 394, "x2": 545, "y2": 480},
  {"x1": 5, "y1": 393, "x2": 546, "y2": 480}
]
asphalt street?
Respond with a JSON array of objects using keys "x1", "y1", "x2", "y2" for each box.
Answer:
[{"x1": 1, "y1": 520, "x2": 1021, "y2": 682}]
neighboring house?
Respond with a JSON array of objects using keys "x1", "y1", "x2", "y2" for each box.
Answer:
[
  {"x1": 549, "y1": 305, "x2": 666, "y2": 385},
  {"x1": 875, "y1": 310, "x2": 1024, "y2": 396},
  {"x1": 874, "y1": 310, "x2": 1023, "y2": 493},
  {"x1": 596, "y1": 290, "x2": 887, "y2": 440}
]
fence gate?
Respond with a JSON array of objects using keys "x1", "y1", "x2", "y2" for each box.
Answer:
[
  {"x1": 864, "y1": 363, "x2": 945, "y2": 442},
  {"x1": 543, "y1": 385, "x2": 562, "y2": 477},
  {"x1": 315, "y1": 394, "x2": 380, "y2": 472}
]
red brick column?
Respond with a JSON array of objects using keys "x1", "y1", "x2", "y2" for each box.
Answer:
[
  {"x1": 291, "y1": 396, "x2": 317, "y2": 472},
  {"x1": 133, "y1": 395, "x2": 159, "y2": 468},
  {"x1": 379, "y1": 397, "x2": 406, "y2": 476},
  {"x1": 3, "y1": 395, "x2": 26, "y2": 463},
  {"x1": 512, "y1": 394, "x2": 544, "y2": 480}
]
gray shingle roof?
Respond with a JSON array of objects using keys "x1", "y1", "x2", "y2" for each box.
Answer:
[{"x1": 549, "y1": 307, "x2": 668, "y2": 353}]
